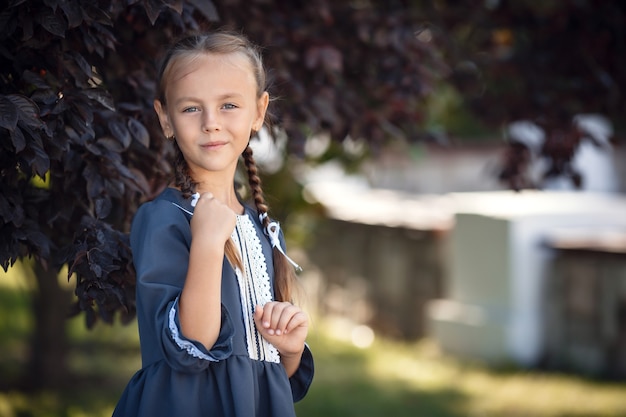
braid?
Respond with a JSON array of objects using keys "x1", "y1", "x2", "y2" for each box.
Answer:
[
  {"x1": 242, "y1": 145, "x2": 298, "y2": 303},
  {"x1": 173, "y1": 141, "x2": 196, "y2": 199},
  {"x1": 242, "y1": 145, "x2": 269, "y2": 225}
]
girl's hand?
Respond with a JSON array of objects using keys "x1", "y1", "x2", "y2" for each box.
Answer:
[
  {"x1": 190, "y1": 192, "x2": 237, "y2": 247},
  {"x1": 254, "y1": 302, "x2": 308, "y2": 361}
]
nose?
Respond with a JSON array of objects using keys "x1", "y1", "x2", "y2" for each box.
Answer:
[{"x1": 202, "y1": 109, "x2": 220, "y2": 132}]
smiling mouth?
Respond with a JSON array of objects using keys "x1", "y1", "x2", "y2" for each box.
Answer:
[{"x1": 201, "y1": 142, "x2": 227, "y2": 149}]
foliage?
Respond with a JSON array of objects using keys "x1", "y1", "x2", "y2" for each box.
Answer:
[
  {"x1": 214, "y1": 0, "x2": 449, "y2": 152},
  {"x1": 65, "y1": 217, "x2": 136, "y2": 326},
  {"x1": 0, "y1": 0, "x2": 450, "y2": 324},
  {"x1": 429, "y1": 0, "x2": 626, "y2": 189},
  {"x1": 0, "y1": 0, "x2": 217, "y2": 325}
]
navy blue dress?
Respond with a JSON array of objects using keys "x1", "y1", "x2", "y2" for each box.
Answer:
[{"x1": 113, "y1": 188, "x2": 314, "y2": 417}]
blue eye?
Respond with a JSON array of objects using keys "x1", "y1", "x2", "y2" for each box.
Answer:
[
  {"x1": 183, "y1": 106, "x2": 199, "y2": 113},
  {"x1": 222, "y1": 103, "x2": 237, "y2": 110}
]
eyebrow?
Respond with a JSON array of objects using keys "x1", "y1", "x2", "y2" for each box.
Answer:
[{"x1": 174, "y1": 93, "x2": 245, "y2": 105}]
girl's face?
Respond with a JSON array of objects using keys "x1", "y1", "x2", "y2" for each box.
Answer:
[{"x1": 154, "y1": 52, "x2": 268, "y2": 184}]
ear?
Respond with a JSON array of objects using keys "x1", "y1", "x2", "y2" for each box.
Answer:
[
  {"x1": 253, "y1": 92, "x2": 269, "y2": 131},
  {"x1": 154, "y1": 99, "x2": 173, "y2": 138}
]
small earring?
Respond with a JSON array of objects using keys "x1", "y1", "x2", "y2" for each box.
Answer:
[{"x1": 167, "y1": 134, "x2": 175, "y2": 141}]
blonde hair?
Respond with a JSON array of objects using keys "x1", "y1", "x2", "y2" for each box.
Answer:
[
  {"x1": 156, "y1": 31, "x2": 298, "y2": 302},
  {"x1": 157, "y1": 32, "x2": 266, "y2": 104}
]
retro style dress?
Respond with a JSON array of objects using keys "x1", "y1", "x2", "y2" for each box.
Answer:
[{"x1": 112, "y1": 188, "x2": 314, "y2": 417}]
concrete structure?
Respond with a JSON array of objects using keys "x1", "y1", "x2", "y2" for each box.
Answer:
[
  {"x1": 427, "y1": 191, "x2": 626, "y2": 366},
  {"x1": 304, "y1": 182, "x2": 453, "y2": 340}
]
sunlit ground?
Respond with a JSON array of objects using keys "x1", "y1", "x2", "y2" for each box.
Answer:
[{"x1": 1, "y1": 264, "x2": 625, "y2": 417}]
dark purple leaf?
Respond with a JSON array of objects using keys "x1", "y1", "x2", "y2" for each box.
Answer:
[
  {"x1": 0, "y1": 95, "x2": 18, "y2": 131},
  {"x1": 31, "y1": 89, "x2": 58, "y2": 106},
  {"x1": 111, "y1": 159, "x2": 135, "y2": 181},
  {"x1": 108, "y1": 119, "x2": 131, "y2": 149},
  {"x1": 105, "y1": 176, "x2": 125, "y2": 198},
  {"x1": 51, "y1": 97, "x2": 68, "y2": 115},
  {"x1": 127, "y1": 168, "x2": 150, "y2": 194},
  {"x1": 95, "y1": 229, "x2": 105, "y2": 244},
  {"x1": 83, "y1": 164, "x2": 104, "y2": 199},
  {"x1": 127, "y1": 118, "x2": 150, "y2": 148},
  {"x1": 67, "y1": 250, "x2": 87, "y2": 277},
  {"x1": 7, "y1": 94, "x2": 42, "y2": 129},
  {"x1": 143, "y1": 0, "x2": 166, "y2": 25},
  {"x1": 25, "y1": 229, "x2": 51, "y2": 258},
  {"x1": 31, "y1": 141, "x2": 50, "y2": 176},
  {"x1": 97, "y1": 137, "x2": 124, "y2": 153},
  {"x1": 84, "y1": 142, "x2": 103, "y2": 156},
  {"x1": 64, "y1": 125, "x2": 82, "y2": 144},
  {"x1": 37, "y1": 11, "x2": 67, "y2": 38},
  {"x1": 117, "y1": 102, "x2": 143, "y2": 112},
  {"x1": 90, "y1": 22, "x2": 117, "y2": 51},
  {"x1": 80, "y1": 26, "x2": 98, "y2": 55},
  {"x1": 72, "y1": 101, "x2": 94, "y2": 125},
  {"x1": 71, "y1": 52, "x2": 92, "y2": 79},
  {"x1": 10, "y1": 127, "x2": 26, "y2": 152},
  {"x1": 188, "y1": 0, "x2": 219, "y2": 22},
  {"x1": 94, "y1": 197, "x2": 112, "y2": 219},
  {"x1": 58, "y1": 0, "x2": 83, "y2": 28},
  {"x1": 69, "y1": 117, "x2": 95, "y2": 144},
  {"x1": 23, "y1": 69, "x2": 53, "y2": 88},
  {"x1": 63, "y1": 53, "x2": 89, "y2": 84},
  {"x1": 84, "y1": 3, "x2": 113, "y2": 26},
  {"x1": 0, "y1": 194, "x2": 24, "y2": 226},
  {"x1": 84, "y1": 89, "x2": 115, "y2": 111},
  {"x1": 163, "y1": 0, "x2": 183, "y2": 14},
  {"x1": 85, "y1": 307, "x2": 96, "y2": 329}
]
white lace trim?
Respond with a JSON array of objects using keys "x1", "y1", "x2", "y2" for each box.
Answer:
[
  {"x1": 168, "y1": 298, "x2": 219, "y2": 362},
  {"x1": 231, "y1": 214, "x2": 280, "y2": 363}
]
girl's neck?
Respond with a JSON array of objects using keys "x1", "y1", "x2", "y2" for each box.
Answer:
[
  {"x1": 189, "y1": 166, "x2": 244, "y2": 214},
  {"x1": 196, "y1": 183, "x2": 244, "y2": 215}
]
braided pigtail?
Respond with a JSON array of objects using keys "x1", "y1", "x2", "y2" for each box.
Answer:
[
  {"x1": 242, "y1": 145, "x2": 299, "y2": 303},
  {"x1": 173, "y1": 141, "x2": 196, "y2": 199}
]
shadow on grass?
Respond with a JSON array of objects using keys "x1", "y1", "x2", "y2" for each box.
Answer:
[
  {"x1": 297, "y1": 378, "x2": 465, "y2": 417},
  {"x1": 295, "y1": 331, "x2": 468, "y2": 417},
  {"x1": 0, "y1": 285, "x2": 140, "y2": 417},
  {"x1": 0, "y1": 287, "x2": 34, "y2": 388}
]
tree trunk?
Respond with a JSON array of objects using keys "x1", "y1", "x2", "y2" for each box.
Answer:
[{"x1": 25, "y1": 262, "x2": 72, "y2": 391}]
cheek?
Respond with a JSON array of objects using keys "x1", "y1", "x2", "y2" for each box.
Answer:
[{"x1": 171, "y1": 117, "x2": 197, "y2": 134}]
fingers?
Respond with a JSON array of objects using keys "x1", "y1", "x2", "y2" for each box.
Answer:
[
  {"x1": 255, "y1": 302, "x2": 307, "y2": 336},
  {"x1": 190, "y1": 192, "x2": 237, "y2": 242},
  {"x1": 194, "y1": 192, "x2": 214, "y2": 206}
]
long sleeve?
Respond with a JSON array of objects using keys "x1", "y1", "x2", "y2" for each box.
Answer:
[{"x1": 130, "y1": 199, "x2": 235, "y2": 372}]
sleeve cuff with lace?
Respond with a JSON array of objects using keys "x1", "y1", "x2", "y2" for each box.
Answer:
[{"x1": 168, "y1": 297, "x2": 235, "y2": 363}]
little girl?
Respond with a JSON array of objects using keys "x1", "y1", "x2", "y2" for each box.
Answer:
[{"x1": 112, "y1": 31, "x2": 314, "y2": 417}]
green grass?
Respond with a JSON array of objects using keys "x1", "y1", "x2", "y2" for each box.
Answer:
[
  {"x1": 2, "y1": 264, "x2": 626, "y2": 417},
  {"x1": 296, "y1": 324, "x2": 626, "y2": 417}
]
